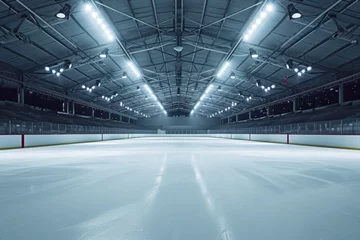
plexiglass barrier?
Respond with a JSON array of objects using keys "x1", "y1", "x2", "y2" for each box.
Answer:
[{"x1": 0, "y1": 118, "x2": 359, "y2": 135}]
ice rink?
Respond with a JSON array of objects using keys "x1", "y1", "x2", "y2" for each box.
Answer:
[{"x1": 1, "y1": 137, "x2": 360, "y2": 240}]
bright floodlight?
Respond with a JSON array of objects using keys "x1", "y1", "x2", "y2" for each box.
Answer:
[
  {"x1": 307, "y1": 66, "x2": 312, "y2": 71},
  {"x1": 56, "y1": 72, "x2": 60, "y2": 77},
  {"x1": 107, "y1": 34, "x2": 114, "y2": 41},
  {"x1": 266, "y1": 3, "x2": 274, "y2": 12},
  {"x1": 265, "y1": 88, "x2": 268, "y2": 92},
  {"x1": 297, "y1": 72, "x2": 302, "y2": 76},
  {"x1": 82, "y1": 85, "x2": 86, "y2": 89},
  {"x1": 99, "y1": 48, "x2": 109, "y2": 58},
  {"x1": 288, "y1": 4, "x2": 302, "y2": 19},
  {"x1": 294, "y1": 68, "x2": 299, "y2": 73},
  {"x1": 91, "y1": 12, "x2": 98, "y2": 19},
  {"x1": 84, "y1": 3, "x2": 92, "y2": 12},
  {"x1": 52, "y1": 69, "x2": 56, "y2": 74},
  {"x1": 59, "y1": 68, "x2": 64, "y2": 73},
  {"x1": 301, "y1": 69, "x2": 306, "y2": 73},
  {"x1": 56, "y1": 4, "x2": 71, "y2": 19},
  {"x1": 92, "y1": 86, "x2": 95, "y2": 89},
  {"x1": 261, "y1": 85, "x2": 265, "y2": 89},
  {"x1": 286, "y1": 59, "x2": 293, "y2": 69},
  {"x1": 271, "y1": 84, "x2": 275, "y2": 88},
  {"x1": 249, "y1": 48, "x2": 259, "y2": 58},
  {"x1": 128, "y1": 62, "x2": 141, "y2": 77},
  {"x1": 96, "y1": 18, "x2": 103, "y2": 25},
  {"x1": 45, "y1": 66, "x2": 50, "y2": 71},
  {"x1": 217, "y1": 62, "x2": 230, "y2": 77},
  {"x1": 260, "y1": 11, "x2": 267, "y2": 19},
  {"x1": 230, "y1": 72, "x2": 235, "y2": 79}
]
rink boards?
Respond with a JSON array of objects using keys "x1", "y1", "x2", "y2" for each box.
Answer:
[{"x1": 1, "y1": 133, "x2": 360, "y2": 150}]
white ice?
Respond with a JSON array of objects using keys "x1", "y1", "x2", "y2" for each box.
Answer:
[{"x1": 1, "y1": 137, "x2": 360, "y2": 240}]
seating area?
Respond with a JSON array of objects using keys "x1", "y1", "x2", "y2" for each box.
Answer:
[
  {"x1": 217, "y1": 102, "x2": 360, "y2": 130},
  {"x1": 0, "y1": 101, "x2": 144, "y2": 129}
]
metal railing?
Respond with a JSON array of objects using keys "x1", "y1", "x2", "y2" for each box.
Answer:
[
  {"x1": 211, "y1": 118, "x2": 360, "y2": 135},
  {"x1": 0, "y1": 119, "x2": 156, "y2": 135},
  {"x1": 1, "y1": 118, "x2": 359, "y2": 135}
]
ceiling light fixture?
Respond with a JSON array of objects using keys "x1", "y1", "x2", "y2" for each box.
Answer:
[
  {"x1": 84, "y1": 3, "x2": 114, "y2": 41},
  {"x1": 243, "y1": 2, "x2": 275, "y2": 41},
  {"x1": 230, "y1": 72, "x2": 236, "y2": 79},
  {"x1": 249, "y1": 48, "x2": 259, "y2": 58},
  {"x1": 128, "y1": 62, "x2": 141, "y2": 77},
  {"x1": 144, "y1": 84, "x2": 165, "y2": 114},
  {"x1": 122, "y1": 72, "x2": 128, "y2": 79},
  {"x1": 191, "y1": 84, "x2": 213, "y2": 115},
  {"x1": 56, "y1": 4, "x2": 71, "y2": 19},
  {"x1": 64, "y1": 60, "x2": 72, "y2": 69},
  {"x1": 287, "y1": 4, "x2": 302, "y2": 20},
  {"x1": 286, "y1": 59, "x2": 293, "y2": 69},
  {"x1": 217, "y1": 62, "x2": 230, "y2": 77},
  {"x1": 307, "y1": 66, "x2": 312, "y2": 71},
  {"x1": 99, "y1": 48, "x2": 109, "y2": 58},
  {"x1": 45, "y1": 66, "x2": 50, "y2": 71}
]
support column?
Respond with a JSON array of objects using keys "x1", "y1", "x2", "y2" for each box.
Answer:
[
  {"x1": 249, "y1": 111, "x2": 252, "y2": 120},
  {"x1": 267, "y1": 107, "x2": 270, "y2": 117},
  {"x1": 66, "y1": 100, "x2": 69, "y2": 114},
  {"x1": 18, "y1": 87, "x2": 24, "y2": 104},
  {"x1": 72, "y1": 101, "x2": 75, "y2": 115},
  {"x1": 293, "y1": 99, "x2": 297, "y2": 112},
  {"x1": 228, "y1": 116, "x2": 230, "y2": 123},
  {"x1": 339, "y1": 83, "x2": 344, "y2": 104},
  {"x1": 92, "y1": 108, "x2": 95, "y2": 118}
]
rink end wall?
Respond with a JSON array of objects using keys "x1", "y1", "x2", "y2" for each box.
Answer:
[{"x1": 0, "y1": 134, "x2": 359, "y2": 150}]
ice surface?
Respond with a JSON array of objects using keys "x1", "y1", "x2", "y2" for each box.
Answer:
[{"x1": 1, "y1": 137, "x2": 360, "y2": 240}]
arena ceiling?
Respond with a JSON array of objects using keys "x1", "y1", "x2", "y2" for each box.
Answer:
[{"x1": 0, "y1": 0, "x2": 359, "y2": 118}]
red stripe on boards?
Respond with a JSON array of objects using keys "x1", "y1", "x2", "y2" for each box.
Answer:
[{"x1": 21, "y1": 134, "x2": 25, "y2": 148}]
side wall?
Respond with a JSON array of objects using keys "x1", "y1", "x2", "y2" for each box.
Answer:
[
  {"x1": 102, "y1": 134, "x2": 129, "y2": 140},
  {"x1": 25, "y1": 134, "x2": 102, "y2": 147},
  {"x1": 137, "y1": 116, "x2": 221, "y2": 130},
  {"x1": 1, "y1": 134, "x2": 360, "y2": 150},
  {"x1": 0, "y1": 135, "x2": 21, "y2": 149},
  {"x1": 250, "y1": 134, "x2": 288, "y2": 143},
  {"x1": 290, "y1": 135, "x2": 360, "y2": 149}
]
